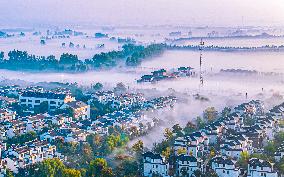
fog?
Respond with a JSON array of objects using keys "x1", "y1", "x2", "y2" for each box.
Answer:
[
  {"x1": 2, "y1": 48, "x2": 284, "y2": 147},
  {"x1": 2, "y1": 49, "x2": 284, "y2": 90},
  {"x1": 1, "y1": 0, "x2": 284, "y2": 27},
  {"x1": 130, "y1": 90, "x2": 284, "y2": 148}
]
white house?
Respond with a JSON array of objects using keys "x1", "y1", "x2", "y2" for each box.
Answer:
[
  {"x1": 0, "y1": 109, "x2": 16, "y2": 122},
  {"x1": 143, "y1": 151, "x2": 169, "y2": 177},
  {"x1": 60, "y1": 101, "x2": 90, "y2": 120},
  {"x1": 275, "y1": 145, "x2": 284, "y2": 162},
  {"x1": 210, "y1": 156, "x2": 240, "y2": 177},
  {"x1": 19, "y1": 91, "x2": 75, "y2": 111},
  {"x1": 176, "y1": 154, "x2": 202, "y2": 176},
  {"x1": 247, "y1": 158, "x2": 277, "y2": 177}
]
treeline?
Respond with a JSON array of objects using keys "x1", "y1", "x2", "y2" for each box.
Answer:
[
  {"x1": 125, "y1": 43, "x2": 165, "y2": 66},
  {"x1": 14, "y1": 158, "x2": 112, "y2": 177},
  {"x1": 0, "y1": 43, "x2": 166, "y2": 72}
]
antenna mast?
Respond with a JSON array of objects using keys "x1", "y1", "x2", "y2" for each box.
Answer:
[{"x1": 199, "y1": 38, "x2": 205, "y2": 87}]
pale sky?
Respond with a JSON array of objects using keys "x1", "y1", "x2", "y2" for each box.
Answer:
[{"x1": 0, "y1": 0, "x2": 284, "y2": 27}]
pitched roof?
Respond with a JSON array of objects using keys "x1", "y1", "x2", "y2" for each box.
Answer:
[{"x1": 177, "y1": 154, "x2": 197, "y2": 162}]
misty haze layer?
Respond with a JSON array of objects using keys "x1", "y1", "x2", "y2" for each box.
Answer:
[{"x1": 0, "y1": 0, "x2": 284, "y2": 27}]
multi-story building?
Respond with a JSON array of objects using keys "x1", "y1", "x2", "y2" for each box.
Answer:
[{"x1": 19, "y1": 91, "x2": 75, "y2": 111}]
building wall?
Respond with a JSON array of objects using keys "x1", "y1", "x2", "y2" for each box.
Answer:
[{"x1": 19, "y1": 95, "x2": 65, "y2": 111}]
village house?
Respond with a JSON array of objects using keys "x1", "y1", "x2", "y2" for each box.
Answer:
[
  {"x1": 274, "y1": 144, "x2": 284, "y2": 162},
  {"x1": 177, "y1": 66, "x2": 195, "y2": 76},
  {"x1": 50, "y1": 114, "x2": 73, "y2": 125},
  {"x1": 176, "y1": 154, "x2": 203, "y2": 176},
  {"x1": 18, "y1": 114, "x2": 47, "y2": 134},
  {"x1": 174, "y1": 131, "x2": 209, "y2": 157},
  {"x1": 6, "y1": 120, "x2": 26, "y2": 138},
  {"x1": 202, "y1": 121, "x2": 225, "y2": 145},
  {"x1": 0, "y1": 96, "x2": 17, "y2": 108},
  {"x1": 247, "y1": 158, "x2": 277, "y2": 177},
  {"x1": 40, "y1": 130, "x2": 60, "y2": 142},
  {"x1": 220, "y1": 134, "x2": 253, "y2": 159},
  {"x1": 0, "y1": 109, "x2": 16, "y2": 123},
  {"x1": 239, "y1": 125, "x2": 265, "y2": 149},
  {"x1": 143, "y1": 151, "x2": 169, "y2": 177},
  {"x1": 60, "y1": 100, "x2": 90, "y2": 120},
  {"x1": 91, "y1": 91, "x2": 115, "y2": 104},
  {"x1": 210, "y1": 156, "x2": 241, "y2": 177},
  {"x1": 269, "y1": 104, "x2": 284, "y2": 121}
]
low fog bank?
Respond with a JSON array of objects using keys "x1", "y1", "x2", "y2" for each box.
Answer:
[
  {"x1": 3, "y1": 68, "x2": 284, "y2": 97},
  {"x1": 1, "y1": 67, "x2": 284, "y2": 148},
  {"x1": 129, "y1": 89, "x2": 284, "y2": 148}
]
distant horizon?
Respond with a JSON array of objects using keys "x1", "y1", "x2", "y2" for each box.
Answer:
[{"x1": 1, "y1": 24, "x2": 284, "y2": 31}]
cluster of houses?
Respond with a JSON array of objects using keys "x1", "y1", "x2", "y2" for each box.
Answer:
[
  {"x1": 1, "y1": 140, "x2": 62, "y2": 174},
  {"x1": 92, "y1": 95, "x2": 176, "y2": 135},
  {"x1": 143, "y1": 100, "x2": 283, "y2": 177},
  {"x1": 89, "y1": 91, "x2": 146, "y2": 109},
  {"x1": 137, "y1": 67, "x2": 196, "y2": 83},
  {"x1": 0, "y1": 85, "x2": 177, "y2": 176}
]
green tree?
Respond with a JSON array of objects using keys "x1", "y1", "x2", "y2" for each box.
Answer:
[
  {"x1": 93, "y1": 82, "x2": 103, "y2": 91},
  {"x1": 5, "y1": 169, "x2": 14, "y2": 177},
  {"x1": 276, "y1": 158, "x2": 284, "y2": 174},
  {"x1": 177, "y1": 147, "x2": 187, "y2": 155},
  {"x1": 7, "y1": 131, "x2": 37, "y2": 146},
  {"x1": 101, "y1": 167, "x2": 114, "y2": 177},
  {"x1": 88, "y1": 158, "x2": 108, "y2": 177},
  {"x1": 172, "y1": 124, "x2": 183, "y2": 136},
  {"x1": 264, "y1": 141, "x2": 276, "y2": 156},
  {"x1": 203, "y1": 107, "x2": 218, "y2": 122},
  {"x1": 205, "y1": 170, "x2": 218, "y2": 177},
  {"x1": 275, "y1": 131, "x2": 284, "y2": 147},
  {"x1": 59, "y1": 53, "x2": 79, "y2": 65},
  {"x1": 132, "y1": 140, "x2": 144, "y2": 154},
  {"x1": 34, "y1": 158, "x2": 65, "y2": 177},
  {"x1": 164, "y1": 128, "x2": 173, "y2": 140},
  {"x1": 196, "y1": 116, "x2": 206, "y2": 129},
  {"x1": 161, "y1": 147, "x2": 171, "y2": 161},
  {"x1": 114, "y1": 159, "x2": 139, "y2": 177},
  {"x1": 183, "y1": 121, "x2": 197, "y2": 135},
  {"x1": 62, "y1": 169, "x2": 81, "y2": 177},
  {"x1": 153, "y1": 140, "x2": 171, "y2": 154},
  {"x1": 237, "y1": 151, "x2": 250, "y2": 168},
  {"x1": 221, "y1": 107, "x2": 231, "y2": 118},
  {"x1": 79, "y1": 142, "x2": 94, "y2": 163}
]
